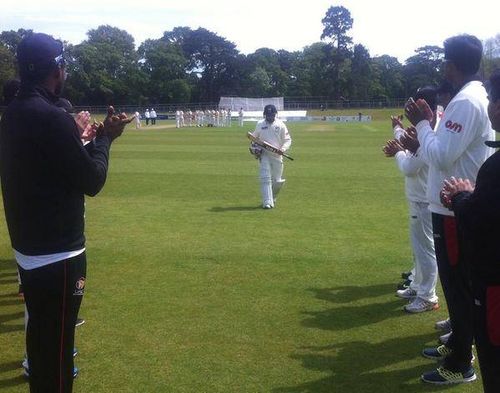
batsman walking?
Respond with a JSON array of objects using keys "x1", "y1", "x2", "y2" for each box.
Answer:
[{"x1": 250, "y1": 105, "x2": 292, "y2": 209}]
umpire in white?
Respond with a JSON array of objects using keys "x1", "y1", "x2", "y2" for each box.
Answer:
[
  {"x1": 0, "y1": 33, "x2": 131, "y2": 392},
  {"x1": 252, "y1": 105, "x2": 292, "y2": 209}
]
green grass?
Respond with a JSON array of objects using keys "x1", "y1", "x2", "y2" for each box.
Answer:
[{"x1": 0, "y1": 114, "x2": 482, "y2": 392}]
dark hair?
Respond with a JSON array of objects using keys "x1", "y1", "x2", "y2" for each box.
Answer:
[
  {"x1": 263, "y1": 104, "x2": 277, "y2": 115},
  {"x1": 415, "y1": 86, "x2": 438, "y2": 111},
  {"x1": 443, "y1": 34, "x2": 483, "y2": 75},
  {"x1": 2, "y1": 79, "x2": 21, "y2": 105},
  {"x1": 436, "y1": 80, "x2": 455, "y2": 96},
  {"x1": 487, "y1": 70, "x2": 500, "y2": 103}
]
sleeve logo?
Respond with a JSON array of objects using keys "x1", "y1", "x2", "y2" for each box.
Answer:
[{"x1": 445, "y1": 120, "x2": 463, "y2": 133}]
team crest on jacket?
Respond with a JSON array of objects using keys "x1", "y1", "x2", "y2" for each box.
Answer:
[{"x1": 74, "y1": 277, "x2": 86, "y2": 296}]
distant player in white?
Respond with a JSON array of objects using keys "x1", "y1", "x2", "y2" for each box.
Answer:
[
  {"x1": 134, "y1": 111, "x2": 141, "y2": 129},
  {"x1": 252, "y1": 105, "x2": 292, "y2": 209},
  {"x1": 383, "y1": 87, "x2": 441, "y2": 313},
  {"x1": 180, "y1": 110, "x2": 185, "y2": 127},
  {"x1": 150, "y1": 108, "x2": 157, "y2": 125},
  {"x1": 175, "y1": 110, "x2": 181, "y2": 128},
  {"x1": 187, "y1": 109, "x2": 193, "y2": 127},
  {"x1": 227, "y1": 109, "x2": 232, "y2": 127},
  {"x1": 239, "y1": 108, "x2": 244, "y2": 127},
  {"x1": 144, "y1": 109, "x2": 150, "y2": 126}
]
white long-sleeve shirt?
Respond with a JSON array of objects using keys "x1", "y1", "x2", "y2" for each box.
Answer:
[
  {"x1": 416, "y1": 81, "x2": 494, "y2": 215},
  {"x1": 253, "y1": 118, "x2": 292, "y2": 159},
  {"x1": 393, "y1": 125, "x2": 428, "y2": 202}
]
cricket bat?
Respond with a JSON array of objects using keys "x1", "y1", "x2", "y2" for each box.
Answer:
[{"x1": 247, "y1": 132, "x2": 294, "y2": 161}]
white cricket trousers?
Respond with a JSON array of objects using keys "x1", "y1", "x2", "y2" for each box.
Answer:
[
  {"x1": 259, "y1": 153, "x2": 284, "y2": 207},
  {"x1": 408, "y1": 201, "x2": 438, "y2": 302}
]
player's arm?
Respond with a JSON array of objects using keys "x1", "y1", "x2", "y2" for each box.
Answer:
[
  {"x1": 280, "y1": 123, "x2": 292, "y2": 151},
  {"x1": 416, "y1": 99, "x2": 480, "y2": 171},
  {"x1": 395, "y1": 151, "x2": 425, "y2": 176}
]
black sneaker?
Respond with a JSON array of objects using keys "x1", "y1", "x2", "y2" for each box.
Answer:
[
  {"x1": 75, "y1": 318, "x2": 85, "y2": 328},
  {"x1": 421, "y1": 366, "x2": 476, "y2": 384},
  {"x1": 422, "y1": 345, "x2": 452, "y2": 360}
]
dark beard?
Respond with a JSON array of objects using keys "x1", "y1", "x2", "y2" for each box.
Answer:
[{"x1": 54, "y1": 80, "x2": 64, "y2": 97}]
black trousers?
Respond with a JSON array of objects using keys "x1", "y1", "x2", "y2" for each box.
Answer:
[
  {"x1": 432, "y1": 213, "x2": 474, "y2": 372},
  {"x1": 19, "y1": 252, "x2": 86, "y2": 393},
  {"x1": 472, "y1": 274, "x2": 500, "y2": 392}
]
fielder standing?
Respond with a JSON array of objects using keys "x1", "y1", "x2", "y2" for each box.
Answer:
[
  {"x1": 0, "y1": 33, "x2": 132, "y2": 392},
  {"x1": 251, "y1": 105, "x2": 292, "y2": 209},
  {"x1": 405, "y1": 34, "x2": 494, "y2": 384},
  {"x1": 440, "y1": 70, "x2": 500, "y2": 393}
]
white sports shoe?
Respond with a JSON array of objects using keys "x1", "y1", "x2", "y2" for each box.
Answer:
[
  {"x1": 396, "y1": 287, "x2": 417, "y2": 299},
  {"x1": 404, "y1": 297, "x2": 439, "y2": 313},
  {"x1": 263, "y1": 204, "x2": 273, "y2": 209}
]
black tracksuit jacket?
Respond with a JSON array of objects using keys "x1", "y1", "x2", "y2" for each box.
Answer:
[
  {"x1": 452, "y1": 149, "x2": 500, "y2": 283},
  {"x1": 0, "y1": 85, "x2": 111, "y2": 255}
]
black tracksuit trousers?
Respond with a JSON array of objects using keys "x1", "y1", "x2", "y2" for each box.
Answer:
[
  {"x1": 432, "y1": 213, "x2": 474, "y2": 372},
  {"x1": 19, "y1": 252, "x2": 86, "y2": 393}
]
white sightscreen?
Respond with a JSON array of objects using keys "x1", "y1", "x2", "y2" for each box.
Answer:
[{"x1": 219, "y1": 97, "x2": 284, "y2": 111}]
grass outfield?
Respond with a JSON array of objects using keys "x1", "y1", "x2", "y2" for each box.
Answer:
[{"x1": 0, "y1": 112, "x2": 482, "y2": 392}]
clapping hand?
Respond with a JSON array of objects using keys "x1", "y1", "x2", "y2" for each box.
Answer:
[
  {"x1": 399, "y1": 126, "x2": 420, "y2": 154},
  {"x1": 383, "y1": 139, "x2": 404, "y2": 157},
  {"x1": 99, "y1": 106, "x2": 135, "y2": 141},
  {"x1": 440, "y1": 176, "x2": 475, "y2": 209},
  {"x1": 74, "y1": 111, "x2": 97, "y2": 142},
  {"x1": 405, "y1": 98, "x2": 433, "y2": 126},
  {"x1": 391, "y1": 115, "x2": 404, "y2": 129}
]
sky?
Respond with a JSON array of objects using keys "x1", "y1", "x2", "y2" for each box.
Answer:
[{"x1": 1, "y1": 0, "x2": 499, "y2": 63}]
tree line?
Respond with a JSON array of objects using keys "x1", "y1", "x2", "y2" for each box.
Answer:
[{"x1": 1, "y1": 6, "x2": 499, "y2": 106}]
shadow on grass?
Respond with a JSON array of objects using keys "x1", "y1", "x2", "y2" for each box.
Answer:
[
  {"x1": 302, "y1": 285, "x2": 407, "y2": 331},
  {"x1": 0, "y1": 360, "x2": 26, "y2": 389},
  {"x1": 308, "y1": 284, "x2": 397, "y2": 304},
  {"x1": 0, "y1": 259, "x2": 16, "y2": 272},
  {"x1": 273, "y1": 333, "x2": 459, "y2": 393},
  {"x1": 0, "y1": 311, "x2": 24, "y2": 335},
  {"x1": 0, "y1": 299, "x2": 22, "y2": 307},
  {"x1": 0, "y1": 278, "x2": 17, "y2": 285},
  {"x1": 209, "y1": 206, "x2": 262, "y2": 212}
]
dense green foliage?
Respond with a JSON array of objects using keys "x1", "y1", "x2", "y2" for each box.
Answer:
[
  {"x1": 0, "y1": 115, "x2": 486, "y2": 392},
  {"x1": 1, "y1": 7, "x2": 499, "y2": 106}
]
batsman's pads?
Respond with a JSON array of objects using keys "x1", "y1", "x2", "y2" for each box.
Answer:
[
  {"x1": 249, "y1": 142, "x2": 263, "y2": 158},
  {"x1": 246, "y1": 132, "x2": 294, "y2": 161}
]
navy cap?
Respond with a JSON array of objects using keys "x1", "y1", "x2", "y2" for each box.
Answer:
[
  {"x1": 17, "y1": 33, "x2": 64, "y2": 78},
  {"x1": 263, "y1": 104, "x2": 277, "y2": 115}
]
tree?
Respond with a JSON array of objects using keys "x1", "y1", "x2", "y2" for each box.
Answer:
[
  {"x1": 371, "y1": 55, "x2": 404, "y2": 100},
  {"x1": 403, "y1": 45, "x2": 444, "y2": 96},
  {"x1": 482, "y1": 34, "x2": 500, "y2": 77},
  {"x1": 65, "y1": 25, "x2": 146, "y2": 105},
  {"x1": 321, "y1": 6, "x2": 354, "y2": 99},
  {"x1": 247, "y1": 48, "x2": 289, "y2": 95},
  {"x1": 0, "y1": 44, "x2": 16, "y2": 101},
  {"x1": 348, "y1": 44, "x2": 373, "y2": 100},
  {"x1": 138, "y1": 38, "x2": 189, "y2": 103},
  {"x1": 181, "y1": 28, "x2": 240, "y2": 101},
  {"x1": 0, "y1": 29, "x2": 33, "y2": 54}
]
